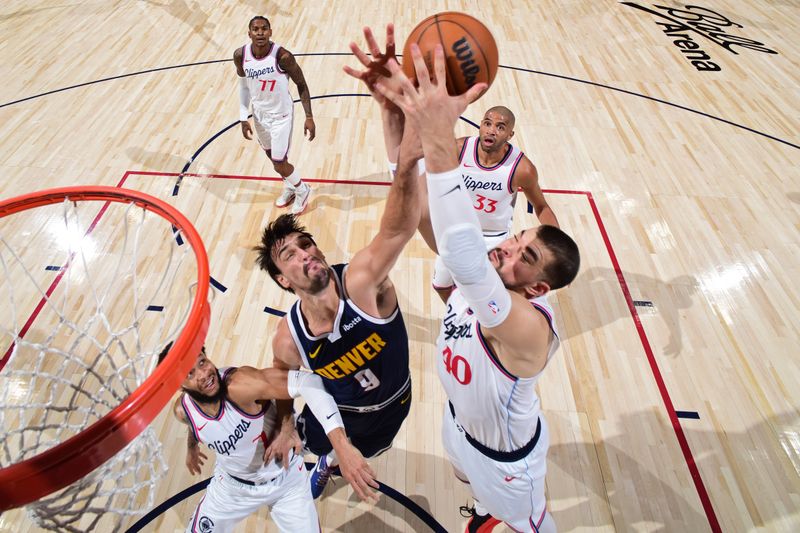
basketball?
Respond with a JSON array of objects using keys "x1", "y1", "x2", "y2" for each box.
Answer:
[{"x1": 402, "y1": 12, "x2": 499, "y2": 98}]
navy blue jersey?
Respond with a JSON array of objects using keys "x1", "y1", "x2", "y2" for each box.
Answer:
[{"x1": 287, "y1": 263, "x2": 410, "y2": 409}]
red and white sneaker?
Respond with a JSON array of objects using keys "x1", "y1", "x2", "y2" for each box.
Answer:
[
  {"x1": 274, "y1": 182, "x2": 295, "y2": 208},
  {"x1": 291, "y1": 182, "x2": 312, "y2": 215},
  {"x1": 461, "y1": 504, "x2": 501, "y2": 533}
]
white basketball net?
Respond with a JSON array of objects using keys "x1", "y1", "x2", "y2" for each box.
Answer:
[{"x1": 0, "y1": 194, "x2": 201, "y2": 531}]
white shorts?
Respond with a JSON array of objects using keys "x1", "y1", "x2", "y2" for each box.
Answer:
[
  {"x1": 252, "y1": 107, "x2": 294, "y2": 162},
  {"x1": 432, "y1": 230, "x2": 510, "y2": 290},
  {"x1": 442, "y1": 403, "x2": 550, "y2": 532},
  {"x1": 185, "y1": 454, "x2": 318, "y2": 533}
]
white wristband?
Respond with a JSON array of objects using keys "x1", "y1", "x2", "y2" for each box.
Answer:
[
  {"x1": 238, "y1": 77, "x2": 250, "y2": 122},
  {"x1": 286, "y1": 370, "x2": 344, "y2": 435}
]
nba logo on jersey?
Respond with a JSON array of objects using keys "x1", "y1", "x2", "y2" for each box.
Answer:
[{"x1": 488, "y1": 300, "x2": 500, "y2": 315}]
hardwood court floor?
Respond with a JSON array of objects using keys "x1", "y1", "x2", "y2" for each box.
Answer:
[{"x1": 1, "y1": 1, "x2": 798, "y2": 531}]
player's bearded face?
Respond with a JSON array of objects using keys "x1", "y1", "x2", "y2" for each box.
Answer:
[
  {"x1": 303, "y1": 257, "x2": 331, "y2": 293},
  {"x1": 276, "y1": 233, "x2": 331, "y2": 294},
  {"x1": 184, "y1": 368, "x2": 226, "y2": 404}
]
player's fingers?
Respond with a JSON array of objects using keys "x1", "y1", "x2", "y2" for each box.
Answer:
[
  {"x1": 374, "y1": 80, "x2": 406, "y2": 110},
  {"x1": 384, "y1": 59, "x2": 418, "y2": 97},
  {"x1": 349, "y1": 41, "x2": 372, "y2": 68},
  {"x1": 386, "y1": 23, "x2": 395, "y2": 52},
  {"x1": 364, "y1": 27, "x2": 382, "y2": 59},
  {"x1": 410, "y1": 44, "x2": 432, "y2": 91},
  {"x1": 463, "y1": 82, "x2": 489, "y2": 105},
  {"x1": 354, "y1": 477, "x2": 376, "y2": 502},
  {"x1": 432, "y1": 44, "x2": 447, "y2": 89}
]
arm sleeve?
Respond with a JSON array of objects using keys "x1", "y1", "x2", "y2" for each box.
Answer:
[
  {"x1": 238, "y1": 76, "x2": 250, "y2": 121},
  {"x1": 426, "y1": 169, "x2": 512, "y2": 327},
  {"x1": 286, "y1": 370, "x2": 344, "y2": 435}
]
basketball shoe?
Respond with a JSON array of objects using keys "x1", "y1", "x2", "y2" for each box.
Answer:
[
  {"x1": 274, "y1": 181, "x2": 295, "y2": 208},
  {"x1": 291, "y1": 182, "x2": 312, "y2": 215},
  {"x1": 309, "y1": 454, "x2": 336, "y2": 499},
  {"x1": 460, "y1": 504, "x2": 501, "y2": 533}
]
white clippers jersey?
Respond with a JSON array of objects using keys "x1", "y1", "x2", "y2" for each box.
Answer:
[
  {"x1": 180, "y1": 368, "x2": 282, "y2": 483},
  {"x1": 241, "y1": 42, "x2": 293, "y2": 116},
  {"x1": 437, "y1": 290, "x2": 559, "y2": 452},
  {"x1": 458, "y1": 136, "x2": 526, "y2": 234}
]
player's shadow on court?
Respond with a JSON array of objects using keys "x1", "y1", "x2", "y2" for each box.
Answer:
[
  {"x1": 548, "y1": 409, "x2": 799, "y2": 531},
  {"x1": 304, "y1": 171, "x2": 391, "y2": 213},
  {"x1": 568, "y1": 267, "x2": 699, "y2": 358},
  {"x1": 140, "y1": 0, "x2": 219, "y2": 46},
  {"x1": 125, "y1": 147, "x2": 225, "y2": 177},
  {"x1": 319, "y1": 448, "x2": 469, "y2": 532}
]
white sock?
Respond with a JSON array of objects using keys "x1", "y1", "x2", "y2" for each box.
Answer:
[
  {"x1": 284, "y1": 169, "x2": 302, "y2": 188},
  {"x1": 325, "y1": 449, "x2": 338, "y2": 468},
  {"x1": 473, "y1": 499, "x2": 488, "y2": 516}
]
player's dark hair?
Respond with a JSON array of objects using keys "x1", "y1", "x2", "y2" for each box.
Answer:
[
  {"x1": 255, "y1": 214, "x2": 317, "y2": 293},
  {"x1": 538, "y1": 225, "x2": 580, "y2": 290},
  {"x1": 248, "y1": 16, "x2": 270, "y2": 29},
  {"x1": 157, "y1": 342, "x2": 205, "y2": 365}
]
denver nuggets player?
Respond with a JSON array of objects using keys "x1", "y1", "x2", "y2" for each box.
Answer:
[
  {"x1": 253, "y1": 25, "x2": 421, "y2": 501},
  {"x1": 234, "y1": 16, "x2": 314, "y2": 215}
]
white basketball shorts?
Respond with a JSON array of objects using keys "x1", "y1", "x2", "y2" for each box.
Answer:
[
  {"x1": 252, "y1": 107, "x2": 294, "y2": 162},
  {"x1": 441, "y1": 403, "x2": 550, "y2": 532},
  {"x1": 185, "y1": 453, "x2": 318, "y2": 533}
]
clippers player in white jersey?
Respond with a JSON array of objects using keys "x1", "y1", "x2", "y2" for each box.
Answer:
[
  {"x1": 165, "y1": 343, "x2": 377, "y2": 532},
  {"x1": 234, "y1": 16, "x2": 314, "y2": 215},
  {"x1": 430, "y1": 106, "x2": 560, "y2": 302},
  {"x1": 374, "y1": 43, "x2": 580, "y2": 532}
]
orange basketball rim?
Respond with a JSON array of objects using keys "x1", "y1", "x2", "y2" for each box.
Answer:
[{"x1": 0, "y1": 186, "x2": 211, "y2": 511}]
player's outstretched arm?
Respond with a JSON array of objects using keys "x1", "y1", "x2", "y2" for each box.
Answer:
[
  {"x1": 377, "y1": 46, "x2": 554, "y2": 374},
  {"x1": 343, "y1": 24, "x2": 403, "y2": 165},
  {"x1": 171, "y1": 396, "x2": 208, "y2": 475},
  {"x1": 342, "y1": 25, "x2": 423, "y2": 310},
  {"x1": 233, "y1": 366, "x2": 379, "y2": 501},
  {"x1": 278, "y1": 49, "x2": 315, "y2": 141}
]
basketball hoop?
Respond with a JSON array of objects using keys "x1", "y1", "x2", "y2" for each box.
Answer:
[{"x1": 0, "y1": 186, "x2": 210, "y2": 530}]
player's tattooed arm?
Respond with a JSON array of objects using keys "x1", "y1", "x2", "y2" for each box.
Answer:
[
  {"x1": 264, "y1": 319, "x2": 304, "y2": 468},
  {"x1": 172, "y1": 396, "x2": 207, "y2": 475},
  {"x1": 278, "y1": 49, "x2": 315, "y2": 140},
  {"x1": 233, "y1": 46, "x2": 245, "y2": 76}
]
